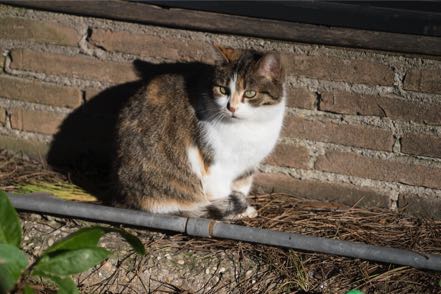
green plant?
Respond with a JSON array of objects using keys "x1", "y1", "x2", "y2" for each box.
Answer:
[{"x1": 0, "y1": 191, "x2": 145, "y2": 293}]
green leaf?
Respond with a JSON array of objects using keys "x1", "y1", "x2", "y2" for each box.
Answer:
[
  {"x1": 32, "y1": 247, "x2": 110, "y2": 277},
  {"x1": 23, "y1": 284, "x2": 34, "y2": 294},
  {"x1": 0, "y1": 191, "x2": 22, "y2": 247},
  {"x1": 50, "y1": 276, "x2": 79, "y2": 294},
  {"x1": 0, "y1": 244, "x2": 28, "y2": 293},
  {"x1": 43, "y1": 227, "x2": 105, "y2": 255},
  {"x1": 44, "y1": 226, "x2": 145, "y2": 256},
  {"x1": 0, "y1": 230, "x2": 6, "y2": 245}
]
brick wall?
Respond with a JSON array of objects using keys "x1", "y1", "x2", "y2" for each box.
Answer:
[{"x1": 1, "y1": 4, "x2": 441, "y2": 218}]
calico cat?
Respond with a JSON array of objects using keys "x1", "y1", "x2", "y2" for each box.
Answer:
[{"x1": 112, "y1": 47, "x2": 286, "y2": 220}]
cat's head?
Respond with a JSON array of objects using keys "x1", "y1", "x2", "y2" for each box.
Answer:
[{"x1": 210, "y1": 47, "x2": 285, "y2": 122}]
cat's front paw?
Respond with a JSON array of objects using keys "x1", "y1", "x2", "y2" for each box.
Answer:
[{"x1": 228, "y1": 206, "x2": 258, "y2": 220}]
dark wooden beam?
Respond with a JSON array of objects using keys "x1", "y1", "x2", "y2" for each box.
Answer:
[{"x1": 2, "y1": 0, "x2": 441, "y2": 56}]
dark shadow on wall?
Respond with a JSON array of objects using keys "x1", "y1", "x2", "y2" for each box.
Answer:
[{"x1": 47, "y1": 59, "x2": 215, "y2": 204}]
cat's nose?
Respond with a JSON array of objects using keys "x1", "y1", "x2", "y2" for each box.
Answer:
[{"x1": 227, "y1": 102, "x2": 236, "y2": 113}]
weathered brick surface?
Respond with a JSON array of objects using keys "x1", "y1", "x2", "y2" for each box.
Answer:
[
  {"x1": 0, "y1": 17, "x2": 80, "y2": 46},
  {"x1": 319, "y1": 90, "x2": 441, "y2": 125},
  {"x1": 401, "y1": 132, "x2": 441, "y2": 159},
  {"x1": 9, "y1": 108, "x2": 66, "y2": 135},
  {"x1": 84, "y1": 88, "x2": 102, "y2": 101},
  {"x1": 264, "y1": 143, "x2": 310, "y2": 169},
  {"x1": 398, "y1": 193, "x2": 441, "y2": 219},
  {"x1": 90, "y1": 29, "x2": 215, "y2": 63},
  {"x1": 254, "y1": 172, "x2": 389, "y2": 208},
  {"x1": 283, "y1": 115, "x2": 394, "y2": 151},
  {"x1": 286, "y1": 86, "x2": 316, "y2": 109},
  {"x1": 2, "y1": 4, "x2": 441, "y2": 217},
  {"x1": 0, "y1": 134, "x2": 49, "y2": 158},
  {"x1": 403, "y1": 68, "x2": 441, "y2": 94},
  {"x1": 10, "y1": 49, "x2": 138, "y2": 83},
  {"x1": 0, "y1": 49, "x2": 5, "y2": 72},
  {"x1": 286, "y1": 54, "x2": 394, "y2": 86},
  {"x1": 0, "y1": 107, "x2": 5, "y2": 126},
  {"x1": 315, "y1": 151, "x2": 441, "y2": 190},
  {"x1": 0, "y1": 75, "x2": 82, "y2": 107}
]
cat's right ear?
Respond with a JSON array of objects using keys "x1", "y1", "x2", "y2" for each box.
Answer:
[
  {"x1": 256, "y1": 53, "x2": 284, "y2": 80},
  {"x1": 213, "y1": 45, "x2": 242, "y2": 63}
]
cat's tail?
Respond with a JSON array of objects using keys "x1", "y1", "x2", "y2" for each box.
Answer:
[{"x1": 180, "y1": 192, "x2": 258, "y2": 220}]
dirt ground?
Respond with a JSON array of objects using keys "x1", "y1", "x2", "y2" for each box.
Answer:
[{"x1": 1, "y1": 149, "x2": 441, "y2": 293}]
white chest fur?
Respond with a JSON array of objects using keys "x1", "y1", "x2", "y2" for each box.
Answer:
[{"x1": 190, "y1": 102, "x2": 285, "y2": 200}]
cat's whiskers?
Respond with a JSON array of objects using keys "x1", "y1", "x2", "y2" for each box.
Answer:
[
  {"x1": 197, "y1": 105, "x2": 229, "y2": 124},
  {"x1": 208, "y1": 112, "x2": 226, "y2": 128}
]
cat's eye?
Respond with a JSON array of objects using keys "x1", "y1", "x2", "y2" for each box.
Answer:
[
  {"x1": 217, "y1": 86, "x2": 229, "y2": 95},
  {"x1": 244, "y1": 90, "x2": 257, "y2": 98}
]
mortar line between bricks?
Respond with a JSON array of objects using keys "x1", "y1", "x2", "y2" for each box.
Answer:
[
  {"x1": 0, "y1": 38, "x2": 189, "y2": 64},
  {"x1": 259, "y1": 164, "x2": 441, "y2": 197},
  {"x1": 0, "y1": 125, "x2": 52, "y2": 143},
  {"x1": 0, "y1": 97, "x2": 73, "y2": 114},
  {"x1": 283, "y1": 136, "x2": 441, "y2": 167},
  {"x1": 4, "y1": 109, "x2": 12, "y2": 129},
  {"x1": 79, "y1": 26, "x2": 99, "y2": 57},
  {"x1": 4, "y1": 64, "x2": 108, "y2": 89},
  {"x1": 80, "y1": 90, "x2": 87, "y2": 105},
  {"x1": 289, "y1": 76, "x2": 441, "y2": 104},
  {"x1": 286, "y1": 107, "x2": 441, "y2": 135},
  {"x1": 288, "y1": 76, "x2": 396, "y2": 95},
  {"x1": 313, "y1": 91, "x2": 321, "y2": 111},
  {"x1": 0, "y1": 39, "x2": 82, "y2": 56}
]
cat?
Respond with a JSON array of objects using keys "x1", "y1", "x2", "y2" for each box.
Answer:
[{"x1": 112, "y1": 47, "x2": 286, "y2": 220}]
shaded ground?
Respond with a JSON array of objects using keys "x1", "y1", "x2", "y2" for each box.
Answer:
[{"x1": 1, "y1": 149, "x2": 441, "y2": 293}]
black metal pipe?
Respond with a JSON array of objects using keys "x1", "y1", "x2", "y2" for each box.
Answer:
[{"x1": 8, "y1": 193, "x2": 441, "y2": 272}]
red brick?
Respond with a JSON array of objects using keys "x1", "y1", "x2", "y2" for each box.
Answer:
[
  {"x1": 0, "y1": 17, "x2": 80, "y2": 46},
  {"x1": 90, "y1": 29, "x2": 215, "y2": 63},
  {"x1": 285, "y1": 54, "x2": 394, "y2": 86},
  {"x1": 9, "y1": 108, "x2": 66, "y2": 135},
  {"x1": 403, "y1": 68, "x2": 441, "y2": 94},
  {"x1": 315, "y1": 151, "x2": 441, "y2": 190},
  {"x1": 0, "y1": 75, "x2": 82, "y2": 107},
  {"x1": 84, "y1": 87, "x2": 102, "y2": 101},
  {"x1": 320, "y1": 90, "x2": 441, "y2": 125},
  {"x1": 401, "y1": 132, "x2": 441, "y2": 159},
  {"x1": 398, "y1": 193, "x2": 441, "y2": 219},
  {"x1": 283, "y1": 115, "x2": 394, "y2": 151},
  {"x1": 0, "y1": 107, "x2": 5, "y2": 126},
  {"x1": 264, "y1": 143, "x2": 310, "y2": 169},
  {"x1": 10, "y1": 49, "x2": 138, "y2": 84},
  {"x1": 0, "y1": 49, "x2": 5, "y2": 72},
  {"x1": 286, "y1": 86, "x2": 316, "y2": 109},
  {"x1": 254, "y1": 172, "x2": 389, "y2": 208}
]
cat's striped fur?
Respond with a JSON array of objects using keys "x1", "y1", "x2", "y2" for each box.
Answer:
[{"x1": 112, "y1": 48, "x2": 286, "y2": 219}]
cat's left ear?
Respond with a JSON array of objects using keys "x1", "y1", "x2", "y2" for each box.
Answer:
[{"x1": 256, "y1": 53, "x2": 283, "y2": 80}]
